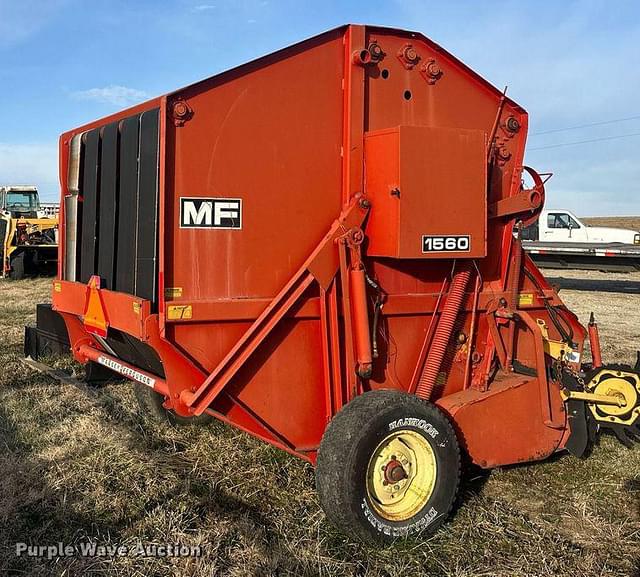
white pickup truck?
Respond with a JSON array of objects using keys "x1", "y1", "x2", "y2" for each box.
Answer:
[{"x1": 522, "y1": 209, "x2": 640, "y2": 245}]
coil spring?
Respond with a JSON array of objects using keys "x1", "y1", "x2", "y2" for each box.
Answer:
[{"x1": 415, "y1": 262, "x2": 473, "y2": 400}]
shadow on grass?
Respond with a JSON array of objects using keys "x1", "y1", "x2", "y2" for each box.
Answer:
[
  {"x1": 0, "y1": 392, "x2": 322, "y2": 576},
  {"x1": 626, "y1": 477, "x2": 640, "y2": 577},
  {"x1": 0, "y1": 402, "x2": 124, "y2": 574}
]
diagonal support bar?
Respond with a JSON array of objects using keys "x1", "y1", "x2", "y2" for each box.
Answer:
[{"x1": 182, "y1": 200, "x2": 369, "y2": 415}]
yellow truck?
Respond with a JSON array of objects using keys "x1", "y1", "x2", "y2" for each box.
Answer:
[{"x1": 0, "y1": 186, "x2": 58, "y2": 279}]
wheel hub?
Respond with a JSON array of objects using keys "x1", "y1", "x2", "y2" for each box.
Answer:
[
  {"x1": 366, "y1": 430, "x2": 437, "y2": 522},
  {"x1": 588, "y1": 371, "x2": 640, "y2": 425},
  {"x1": 384, "y1": 459, "x2": 408, "y2": 484}
]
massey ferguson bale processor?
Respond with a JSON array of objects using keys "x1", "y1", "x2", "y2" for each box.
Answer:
[{"x1": 25, "y1": 25, "x2": 640, "y2": 541}]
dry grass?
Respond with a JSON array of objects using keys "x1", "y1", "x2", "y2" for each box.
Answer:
[
  {"x1": 581, "y1": 216, "x2": 640, "y2": 231},
  {"x1": 0, "y1": 274, "x2": 639, "y2": 577}
]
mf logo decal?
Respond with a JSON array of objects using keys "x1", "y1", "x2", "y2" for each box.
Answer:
[{"x1": 180, "y1": 197, "x2": 242, "y2": 229}]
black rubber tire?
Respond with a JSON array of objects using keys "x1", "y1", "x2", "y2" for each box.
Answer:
[
  {"x1": 133, "y1": 382, "x2": 213, "y2": 426},
  {"x1": 9, "y1": 252, "x2": 25, "y2": 280},
  {"x1": 84, "y1": 361, "x2": 118, "y2": 387},
  {"x1": 316, "y1": 389, "x2": 461, "y2": 543}
]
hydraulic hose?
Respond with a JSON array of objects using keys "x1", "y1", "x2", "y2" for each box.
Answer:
[
  {"x1": 506, "y1": 225, "x2": 524, "y2": 370},
  {"x1": 415, "y1": 261, "x2": 473, "y2": 400},
  {"x1": 523, "y1": 267, "x2": 574, "y2": 345},
  {"x1": 366, "y1": 273, "x2": 385, "y2": 360},
  {"x1": 508, "y1": 227, "x2": 523, "y2": 310}
]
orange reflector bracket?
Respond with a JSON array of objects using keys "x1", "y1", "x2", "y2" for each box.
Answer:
[{"x1": 83, "y1": 275, "x2": 108, "y2": 337}]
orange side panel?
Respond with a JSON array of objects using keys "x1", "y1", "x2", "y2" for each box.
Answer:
[
  {"x1": 364, "y1": 125, "x2": 487, "y2": 258},
  {"x1": 437, "y1": 375, "x2": 566, "y2": 468},
  {"x1": 165, "y1": 32, "x2": 345, "y2": 302}
]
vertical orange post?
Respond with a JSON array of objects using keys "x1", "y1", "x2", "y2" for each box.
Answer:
[{"x1": 588, "y1": 312, "x2": 603, "y2": 369}]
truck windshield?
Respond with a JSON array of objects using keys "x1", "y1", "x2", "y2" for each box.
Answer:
[
  {"x1": 6, "y1": 192, "x2": 40, "y2": 210},
  {"x1": 547, "y1": 213, "x2": 580, "y2": 229}
]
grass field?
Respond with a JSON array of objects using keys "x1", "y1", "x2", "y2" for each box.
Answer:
[
  {"x1": 1, "y1": 273, "x2": 639, "y2": 577},
  {"x1": 582, "y1": 216, "x2": 640, "y2": 231}
]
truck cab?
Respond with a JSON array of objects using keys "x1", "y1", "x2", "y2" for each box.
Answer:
[
  {"x1": 0, "y1": 186, "x2": 56, "y2": 219},
  {"x1": 522, "y1": 209, "x2": 640, "y2": 245}
]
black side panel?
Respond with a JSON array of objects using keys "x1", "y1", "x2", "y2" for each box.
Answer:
[
  {"x1": 116, "y1": 115, "x2": 140, "y2": 295},
  {"x1": 75, "y1": 108, "x2": 160, "y2": 304},
  {"x1": 105, "y1": 329, "x2": 165, "y2": 377},
  {"x1": 136, "y1": 109, "x2": 160, "y2": 302},
  {"x1": 24, "y1": 304, "x2": 71, "y2": 359},
  {"x1": 97, "y1": 122, "x2": 119, "y2": 289},
  {"x1": 79, "y1": 129, "x2": 101, "y2": 283}
]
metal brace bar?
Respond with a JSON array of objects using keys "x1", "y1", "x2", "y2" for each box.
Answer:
[{"x1": 182, "y1": 201, "x2": 368, "y2": 415}]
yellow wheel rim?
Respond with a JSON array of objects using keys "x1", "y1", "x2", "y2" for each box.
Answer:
[
  {"x1": 592, "y1": 377, "x2": 638, "y2": 418},
  {"x1": 365, "y1": 430, "x2": 437, "y2": 522},
  {"x1": 584, "y1": 370, "x2": 640, "y2": 426}
]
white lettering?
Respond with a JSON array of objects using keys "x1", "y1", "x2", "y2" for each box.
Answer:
[
  {"x1": 388, "y1": 418, "x2": 440, "y2": 438},
  {"x1": 213, "y1": 202, "x2": 239, "y2": 225},
  {"x1": 361, "y1": 500, "x2": 440, "y2": 537},
  {"x1": 14, "y1": 541, "x2": 202, "y2": 558},
  {"x1": 97, "y1": 356, "x2": 156, "y2": 388},
  {"x1": 183, "y1": 201, "x2": 212, "y2": 226},
  {"x1": 180, "y1": 197, "x2": 242, "y2": 229}
]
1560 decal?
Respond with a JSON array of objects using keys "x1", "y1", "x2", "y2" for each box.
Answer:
[{"x1": 422, "y1": 235, "x2": 470, "y2": 253}]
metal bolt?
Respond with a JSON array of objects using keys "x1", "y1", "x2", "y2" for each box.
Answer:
[
  {"x1": 368, "y1": 42, "x2": 384, "y2": 61},
  {"x1": 506, "y1": 116, "x2": 521, "y2": 133},
  {"x1": 427, "y1": 61, "x2": 441, "y2": 76},
  {"x1": 174, "y1": 101, "x2": 188, "y2": 117},
  {"x1": 406, "y1": 47, "x2": 417, "y2": 61},
  {"x1": 398, "y1": 44, "x2": 420, "y2": 68},
  {"x1": 497, "y1": 145, "x2": 512, "y2": 161}
]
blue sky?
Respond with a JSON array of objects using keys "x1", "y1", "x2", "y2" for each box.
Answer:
[{"x1": 1, "y1": 0, "x2": 639, "y2": 215}]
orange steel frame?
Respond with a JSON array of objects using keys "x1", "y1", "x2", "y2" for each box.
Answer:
[{"x1": 53, "y1": 25, "x2": 587, "y2": 468}]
